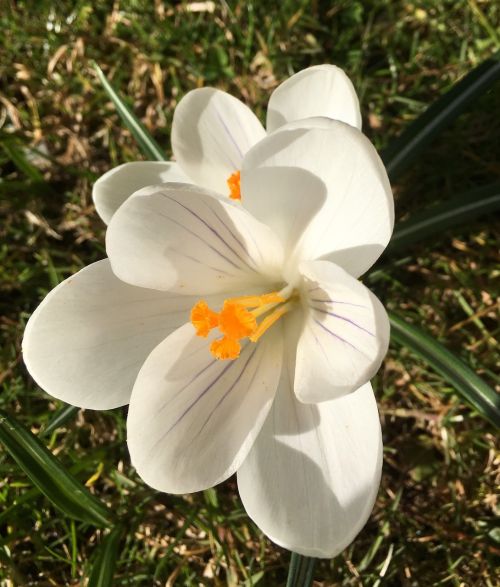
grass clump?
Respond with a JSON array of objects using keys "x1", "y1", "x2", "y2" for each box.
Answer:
[{"x1": 1, "y1": 1, "x2": 499, "y2": 585}]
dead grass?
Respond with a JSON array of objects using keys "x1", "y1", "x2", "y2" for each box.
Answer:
[{"x1": 0, "y1": 1, "x2": 499, "y2": 585}]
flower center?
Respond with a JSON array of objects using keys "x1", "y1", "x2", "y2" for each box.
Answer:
[
  {"x1": 227, "y1": 170, "x2": 241, "y2": 200},
  {"x1": 190, "y1": 287, "x2": 293, "y2": 360}
]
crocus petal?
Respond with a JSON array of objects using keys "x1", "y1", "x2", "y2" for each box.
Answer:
[
  {"x1": 241, "y1": 165, "x2": 327, "y2": 256},
  {"x1": 242, "y1": 117, "x2": 393, "y2": 279},
  {"x1": 171, "y1": 88, "x2": 266, "y2": 195},
  {"x1": 22, "y1": 260, "x2": 222, "y2": 410},
  {"x1": 267, "y1": 64, "x2": 362, "y2": 132},
  {"x1": 106, "y1": 183, "x2": 284, "y2": 294},
  {"x1": 295, "y1": 259, "x2": 389, "y2": 402},
  {"x1": 238, "y1": 372, "x2": 382, "y2": 558},
  {"x1": 127, "y1": 322, "x2": 283, "y2": 494},
  {"x1": 92, "y1": 161, "x2": 188, "y2": 224}
]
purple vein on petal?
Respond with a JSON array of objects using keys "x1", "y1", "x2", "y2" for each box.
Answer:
[
  {"x1": 156, "y1": 207, "x2": 243, "y2": 271},
  {"x1": 311, "y1": 306, "x2": 375, "y2": 336},
  {"x1": 152, "y1": 351, "x2": 242, "y2": 452},
  {"x1": 164, "y1": 194, "x2": 259, "y2": 273},
  {"x1": 207, "y1": 204, "x2": 261, "y2": 271},
  {"x1": 308, "y1": 297, "x2": 367, "y2": 309},
  {"x1": 307, "y1": 323, "x2": 332, "y2": 373},
  {"x1": 154, "y1": 352, "x2": 217, "y2": 421},
  {"x1": 170, "y1": 248, "x2": 235, "y2": 276},
  {"x1": 313, "y1": 318, "x2": 362, "y2": 353},
  {"x1": 192, "y1": 345, "x2": 259, "y2": 443},
  {"x1": 214, "y1": 106, "x2": 244, "y2": 163},
  {"x1": 307, "y1": 285, "x2": 322, "y2": 293}
]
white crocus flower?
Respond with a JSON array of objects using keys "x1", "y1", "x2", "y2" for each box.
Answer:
[
  {"x1": 92, "y1": 64, "x2": 362, "y2": 224},
  {"x1": 23, "y1": 67, "x2": 394, "y2": 558}
]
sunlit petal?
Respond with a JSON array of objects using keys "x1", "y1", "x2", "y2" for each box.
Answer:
[
  {"x1": 127, "y1": 322, "x2": 283, "y2": 493},
  {"x1": 172, "y1": 88, "x2": 266, "y2": 195},
  {"x1": 92, "y1": 161, "x2": 188, "y2": 224},
  {"x1": 295, "y1": 259, "x2": 389, "y2": 402},
  {"x1": 242, "y1": 117, "x2": 393, "y2": 278},
  {"x1": 238, "y1": 346, "x2": 382, "y2": 558},
  {"x1": 106, "y1": 183, "x2": 284, "y2": 294},
  {"x1": 267, "y1": 64, "x2": 362, "y2": 132},
  {"x1": 23, "y1": 260, "x2": 224, "y2": 409}
]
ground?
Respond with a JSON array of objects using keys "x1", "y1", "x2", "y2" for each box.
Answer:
[{"x1": 0, "y1": 1, "x2": 499, "y2": 585}]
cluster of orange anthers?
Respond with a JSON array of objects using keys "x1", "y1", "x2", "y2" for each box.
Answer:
[
  {"x1": 227, "y1": 170, "x2": 241, "y2": 201},
  {"x1": 190, "y1": 292, "x2": 291, "y2": 360}
]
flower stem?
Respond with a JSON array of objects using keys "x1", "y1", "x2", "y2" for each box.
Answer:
[{"x1": 286, "y1": 552, "x2": 316, "y2": 587}]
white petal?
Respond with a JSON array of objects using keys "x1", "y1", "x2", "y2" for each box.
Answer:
[
  {"x1": 241, "y1": 164, "x2": 327, "y2": 256},
  {"x1": 242, "y1": 117, "x2": 394, "y2": 278},
  {"x1": 92, "y1": 161, "x2": 188, "y2": 224},
  {"x1": 172, "y1": 88, "x2": 266, "y2": 195},
  {"x1": 106, "y1": 183, "x2": 284, "y2": 294},
  {"x1": 267, "y1": 64, "x2": 362, "y2": 132},
  {"x1": 238, "y1": 363, "x2": 382, "y2": 559},
  {"x1": 22, "y1": 260, "x2": 216, "y2": 410},
  {"x1": 295, "y1": 260, "x2": 389, "y2": 402},
  {"x1": 127, "y1": 322, "x2": 283, "y2": 494}
]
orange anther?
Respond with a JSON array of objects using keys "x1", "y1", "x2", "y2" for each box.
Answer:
[
  {"x1": 227, "y1": 170, "x2": 241, "y2": 201},
  {"x1": 218, "y1": 301, "x2": 257, "y2": 340},
  {"x1": 210, "y1": 336, "x2": 241, "y2": 360},
  {"x1": 190, "y1": 300, "x2": 219, "y2": 337},
  {"x1": 189, "y1": 288, "x2": 293, "y2": 360}
]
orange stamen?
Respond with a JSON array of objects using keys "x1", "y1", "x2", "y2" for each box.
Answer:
[
  {"x1": 210, "y1": 336, "x2": 241, "y2": 360},
  {"x1": 227, "y1": 170, "x2": 241, "y2": 200},
  {"x1": 218, "y1": 301, "x2": 257, "y2": 340},
  {"x1": 226, "y1": 292, "x2": 284, "y2": 308},
  {"x1": 189, "y1": 289, "x2": 293, "y2": 360},
  {"x1": 190, "y1": 300, "x2": 219, "y2": 337},
  {"x1": 249, "y1": 304, "x2": 291, "y2": 342}
]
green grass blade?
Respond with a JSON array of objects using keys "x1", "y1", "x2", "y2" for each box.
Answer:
[
  {"x1": 92, "y1": 62, "x2": 167, "y2": 162},
  {"x1": 382, "y1": 56, "x2": 500, "y2": 180},
  {"x1": 1, "y1": 138, "x2": 45, "y2": 182},
  {"x1": 40, "y1": 404, "x2": 80, "y2": 438},
  {"x1": 0, "y1": 409, "x2": 115, "y2": 526},
  {"x1": 87, "y1": 526, "x2": 123, "y2": 587},
  {"x1": 389, "y1": 313, "x2": 500, "y2": 428},
  {"x1": 286, "y1": 553, "x2": 316, "y2": 587},
  {"x1": 387, "y1": 182, "x2": 500, "y2": 253}
]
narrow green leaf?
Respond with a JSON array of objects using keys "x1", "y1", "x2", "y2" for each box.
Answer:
[
  {"x1": 1, "y1": 138, "x2": 45, "y2": 182},
  {"x1": 389, "y1": 313, "x2": 500, "y2": 428},
  {"x1": 40, "y1": 404, "x2": 80, "y2": 438},
  {"x1": 92, "y1": 62, "x2": 167, "y2": 162},
  {"x1": 286, "y1": 553, "x2": 316, "y2": 587},
  {"x1": 88, "y1": 526, "x2": 123, "y2": 587},
  {"x1": 0, "y1": 409, "x2": 115, "y2": 526},
  {"x1": 386, "y1": 182, "x2": 500, "y2": 253},
  {"x1": 242, "y1": 571, "x2": 265, "y2": 586},
  {"x1": 382, "y1": 56, "x2": 500, "y2": 179}
]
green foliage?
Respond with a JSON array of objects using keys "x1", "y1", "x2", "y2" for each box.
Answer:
[
  {"x1": 40, "y1": 404, "x2": 80, "y2": 438},
  {"x1": 93, "y1": 63, "x2": 167, "y2": 162},
  {"x1": 389, "y1": 313, "x2": 500, "y2": 428},
  {"x1": 382, "y1": 56, "x2": 500, "y2": 179},
  {"x1": 1, "y1": 0, "x2": 499, "y2": 585},
  {"x1": 0, "y1": 409, "x2": 115, "y2": 527},
  {"x1": 386, "y1": 182, "x2": 500, "y2": 253},
  {"x1": 87, "y1": 526, "x2": 123, "y2": 587},
  {"x1": 286, "y1": 553, "x2": 316, "y2": 587}
]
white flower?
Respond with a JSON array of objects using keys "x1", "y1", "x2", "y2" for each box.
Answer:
[
  {"x1": 23, "y1": 66, "x2": 394, "y2": 558},
  {"x1": 92, "y1": 64, "x2": 362, "y2": 224}
]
